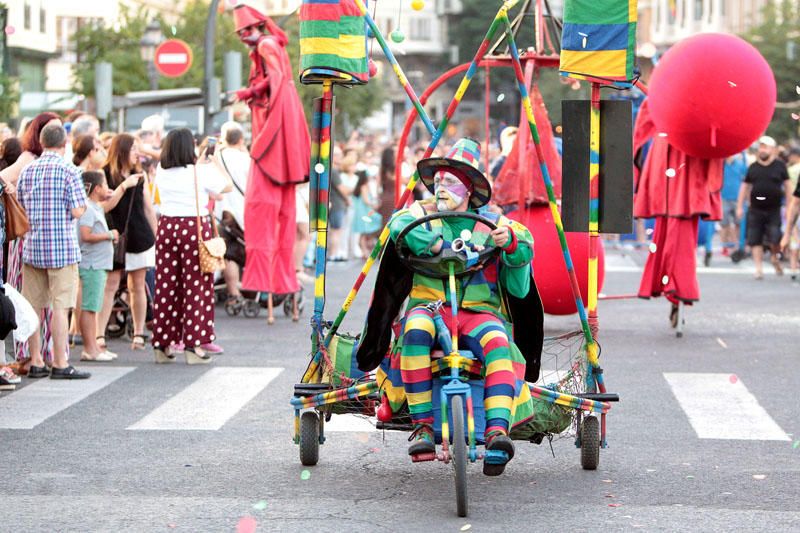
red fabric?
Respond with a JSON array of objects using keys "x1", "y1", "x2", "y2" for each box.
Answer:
[
  {"x1": 638, "y1": 217, "x2": 699, "y2": 304},
  {"x1": 242, "y1": 178, "x2": 298, "y2": 293},
  {"x1": 242, "y1": 34, "x2": 309, "y2": 293},
  {"x1": 633, "y1": 100, "x2": 723, "y2": 221},
  {"x1": 493, "y1": 85, "x2": 562, "y2": 207}
]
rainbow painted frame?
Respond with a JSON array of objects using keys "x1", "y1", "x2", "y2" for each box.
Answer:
[{"x1": 291, "y1": 0, "x2": 615, "y2": 451}]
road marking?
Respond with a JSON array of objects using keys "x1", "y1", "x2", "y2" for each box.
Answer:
[
  {"x1": 605, "y1": 264, "x2": 774, "y2": 276},
  {"x1": 663, "y1": 373, "x2": 790, "y2": 441},
  {"x1": 128, "y1": 367, "x2": 282, "y2": 431},
  {"x1": 324, "y1": 414, "x2": 376, "y2": 432},
  {"x1": 0, "y1": 367, "x2": 135, "y2": 429}
]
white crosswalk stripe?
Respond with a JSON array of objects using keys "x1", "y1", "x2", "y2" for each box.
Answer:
[
  {"x1": 128, "y1": 367, "x2": 283, "y2": 431},
  {"x1": 664, "y1": 372, "x2": 790, "y2": 441},
  {"x1": 0, "y1": 367, "x2": 135, "y2": 429}
]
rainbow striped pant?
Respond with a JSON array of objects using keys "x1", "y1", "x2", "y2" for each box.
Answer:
[{"x1": 400, "y1": 306, "x2": 516, "y2": 436}]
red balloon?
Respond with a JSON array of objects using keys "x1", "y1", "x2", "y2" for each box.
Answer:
[
  {"x1": 648, "y1": 33, "x2": 776, "y2": 159},
  {"x1": 510, "y1": 206, "x2": 605, "y2": 316}
]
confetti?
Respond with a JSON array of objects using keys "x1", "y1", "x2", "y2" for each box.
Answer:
[
  {"x1": 657, "y1": 132, "x2": 668, "y2": 137},
  {"x1": 497, "y1": 93, "x2": 506, "y2": 103},
  {"x1": 792, "y1": 440, "x2": 799, "y2": 449},
  {"x1": 608, "y1": 503, "x2": 622, "y2": 508},
  {"x1": 167, "y1": 525, "x2": 177, "y2": 529},
  {"x1": 752, "y1": 474, "x2": 766, "y2": 480},
  {"x1": 605, "y1": 494, "x2": 615, "y2": 498},
  {"x1": 729, "y1": 374, "x2": 738, "y2": 383},
  {"x1": 792, "y1": 113, "x2": 800, "y2": 121},
  {"x1": 370, "y1": 447, "x2": 381, "y2": 453},
  {"x1": 727, "y1": 81, "x2": 737, "y2": 87},
  {"x1": 661, "y1": 275, "x2": 669, "y2": 285},
  {"x1": 648, "y1": 242, "x2": 657, "y2": 253},
  {"x1": 602, "y1": 479, "x2": 613, "y2": 483},
  {"x1": 252, "y1": 500, "x2": 267, "y2": 511},
  {"x1": 170, "y1": 26, "x2": 177, "y2": 36},
  {"x1": 301, "y1": 469, "x2": 311, "y2": 480},
  {"x1": 716, "y1": 337, "x2": 728, "y2": 349},
  {"x1": 4, "y1": 25, "x2": 14, "y2": 35},
  {"x1": 460, "y1": 525, "x2": 472, "y2": 532},
  {"x1": 665, "y1": 168, "x2": 677, "y2": 178},
  {"x1": 686, "y1": 475, "x2": 695, "y2": 479},
  {"x1": 314, "y1": 163, "x2": 325, "y2": 174},
  {"x1": 236, "y1": 516, "x2": 258, "y2": 533},
  {"x1": 796, "y1": 85, "x2": 800, "y2": 95},
  {"x1": 646, "y1": 469, "x2": 656, "y2": 472},
  {"x1": 646, "y1": 228, "x2": 654, "y2": 236}
]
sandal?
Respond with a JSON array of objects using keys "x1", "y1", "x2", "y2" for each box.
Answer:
[
  {"x1": 96, "y1": 336, "x2": 107, "y2": 350},
  {"x1": 131, "y1": 335, "x2": 147, "y2": 351}
]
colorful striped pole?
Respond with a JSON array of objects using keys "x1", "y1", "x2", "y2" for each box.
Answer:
[
  {"x1": 290, "y1": 380, "x2": 379, "y2": 410},
  {"x1": 353, "y1": 0, "x2": 435, "y2": 136},
  {"x1": 322, "y1": 3, "x2": 515, "y2": 346},
  {"x1": 529, "y1": 384, "x2": 610, "y2": 414},
  {"x1": 587, "y1": 83, "x2": 602, "y2": 393},
  {"x1": 501, "y1": 16, "x2": 597, "y2": 358}
]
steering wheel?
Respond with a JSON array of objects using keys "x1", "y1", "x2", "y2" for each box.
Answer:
[{"x1": 395, "y1": 211, "x2": 501, "y2": 279}]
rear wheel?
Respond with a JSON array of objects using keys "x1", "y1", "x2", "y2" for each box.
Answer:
[
  {"x1": 580, "y1": 416, "x2": 600, "y2": 470},
  {"x1": 299, "y1": 411, "x2": 320, "y2": 466},
  {"x1": 451, "y1": 395, "x2": 468, "y2": 517}
]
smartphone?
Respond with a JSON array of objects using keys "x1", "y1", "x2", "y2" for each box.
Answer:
[{"x1": 206, "y1": 137, "x2": 217, "y2": 157}]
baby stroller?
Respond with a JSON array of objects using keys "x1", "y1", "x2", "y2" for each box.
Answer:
[
  {"x1": 216, "y1": 212, "x2": 305, "y2": 323},
  {"x1": 105, "y1": 274, "x2": 154, "y2": 339}
]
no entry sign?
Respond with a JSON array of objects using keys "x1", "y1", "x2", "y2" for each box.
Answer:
[{"x1": 154, "y1": 39, "x2": 193, "y2": 78}]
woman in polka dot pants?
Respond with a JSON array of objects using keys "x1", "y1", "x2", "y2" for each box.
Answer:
[{"x1": 150, "y1": 129, "x2": 232, "y2": 364}]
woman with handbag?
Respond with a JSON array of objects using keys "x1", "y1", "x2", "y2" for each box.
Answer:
[
  {"x1": 99, "y1": 134, "x2": 158, "y2": 352},
  {"x1": 151, "y1": 129, "x2": 232, "y2": 364}
]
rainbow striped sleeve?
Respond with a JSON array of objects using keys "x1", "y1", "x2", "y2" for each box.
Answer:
[
  {"x1": 300, "y1": 0, "x2": 369, "y2": 85},
  {"x1": 559, "y1": 0, "x2": 638, "y2": 84}
]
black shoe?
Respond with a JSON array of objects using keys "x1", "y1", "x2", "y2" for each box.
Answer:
[
  {"x1": 483, "y1": 434, "x2": 515, "y2": 476},
  {"x1": 703, "y1": 251, "x2": 712, "y2": 267},
  {"x1": 49, "y1": 366, "x2": 91, "y2": 380},
  {"x1": 27, "y1": 365, "x2": 51, "y2": 379}
]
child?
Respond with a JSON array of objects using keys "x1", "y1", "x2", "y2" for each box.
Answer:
[
  {"x1": 78, "y1": 171, "x2": 118, "y2": 362},
  {"x1": 351, "y1": 169, "x2": 383, "y2": 258}
]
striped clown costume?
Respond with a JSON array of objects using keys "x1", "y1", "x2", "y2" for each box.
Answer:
[{"x1": 357, "y1": 139, "x2": 544, "y2": 474}]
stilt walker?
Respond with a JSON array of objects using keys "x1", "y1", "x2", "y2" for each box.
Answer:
[{"x1": 232, "y1": 4, "x2": 311, "y2": 324}]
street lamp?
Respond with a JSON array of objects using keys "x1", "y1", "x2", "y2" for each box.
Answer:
[{"x1": 140, "y1": 19, "x2": 163, "y2": 91}]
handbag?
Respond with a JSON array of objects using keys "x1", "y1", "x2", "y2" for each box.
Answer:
[
  {"x1": 3, "y1": 192, "x2": 30, "y2": 241},
  {"x1": 194, "y1": 166, "x2": 227, "y2": 273},
  {"x1": 113, "y1": 185, "x2": 136, "y2": 266}
]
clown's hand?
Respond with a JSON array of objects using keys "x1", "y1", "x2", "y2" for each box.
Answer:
[{"x1": 490, "y1": 226, "x2": 511, "y2": 248}]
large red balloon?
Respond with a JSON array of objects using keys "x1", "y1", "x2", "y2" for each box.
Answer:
[
  {"x1": 648, "y1": 33, "x2": 776, "y2": 159},
  {"x1": 510, "y1": 206, "x2": 605, "y2": 316}
]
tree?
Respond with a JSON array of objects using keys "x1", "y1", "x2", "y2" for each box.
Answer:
[
  {"x1": 0, "y1": 73, "x2": 19, "y2": 122},
  {"x1": 743, "y1": 0, "x2": 800, "y2": 142}
]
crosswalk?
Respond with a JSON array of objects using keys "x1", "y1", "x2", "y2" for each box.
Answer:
[{"x1": 0, "y1": 368, "x2": 792, "y2": 442}]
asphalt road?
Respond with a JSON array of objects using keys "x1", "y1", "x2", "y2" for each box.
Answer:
[{"x1": 1, "y1": 246, "x2": 798, "y2": 532}]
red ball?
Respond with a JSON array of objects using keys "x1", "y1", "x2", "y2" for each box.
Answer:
[
  {"x1": 510, "y1": 206, "x2": 605, "y2": 316},
  {"x1": 647, "y1": 33, "x2": 776, "y2": 159}
]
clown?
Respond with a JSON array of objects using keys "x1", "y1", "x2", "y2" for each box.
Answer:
[
  {"x1": 357, "y1": 138, "x2": 544, "y2": 476},
  {"x1": 232, "y1": 4, "x2": 310, "y2": 300}
]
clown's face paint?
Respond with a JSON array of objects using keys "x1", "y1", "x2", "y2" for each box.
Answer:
[{"x1": 434, "y1": 172, "x2": 470, "y2": 211}]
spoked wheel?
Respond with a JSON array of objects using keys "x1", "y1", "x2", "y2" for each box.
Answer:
[
  {"x1": 283, "y1": 291, "x2": 305, "y2": 317},
  {"x1": 450, "y1": 395, "x2": 468, "y2": 517},
  {"x1": 580, "y1": 415, "x2": 600, "y2": 470},
  {"x1": 299, "y1": 411, "x2": 320, "y2": 466}
]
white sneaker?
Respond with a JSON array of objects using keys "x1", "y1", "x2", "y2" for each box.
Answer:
[
  {"x1": 102, "y1": 349, "x2": 118, "y2": 360},
  {"x1": 80, "y1": 351, "x2": 114, "y2": 362}
]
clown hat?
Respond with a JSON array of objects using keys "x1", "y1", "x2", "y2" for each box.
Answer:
[
  {"x1": 418, "y1": 138, "x2": 491, "y2": 209},
  {"x1": 233, "y1": 4, "x2": 267, "y2": 32}
]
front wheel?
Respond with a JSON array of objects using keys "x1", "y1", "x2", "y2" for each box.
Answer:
[
  {"x1": 580, "y1": 415, "x2": 600, "y2": 470},
  {"x1": 451, "y1": 395, "x2": 468, "y2": 517},
  {"x1": 299, "y1": 411, "x2": 320, "y2": 466}
]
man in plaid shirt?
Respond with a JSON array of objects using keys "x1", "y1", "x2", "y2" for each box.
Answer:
[{"x1": 17, "y1": 123, "x2": 91, "y2": 379}]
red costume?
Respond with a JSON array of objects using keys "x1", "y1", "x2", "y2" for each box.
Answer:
[
  {"x1": 234, "y1": 5, "x2": 310, "y2": 294},
  {"x1": 633, "y1": 100, "x2": 722, "y2": 304}
]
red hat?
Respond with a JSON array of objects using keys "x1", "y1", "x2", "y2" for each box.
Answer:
[{"x1": 233, "y1": 4, "x2": 267, "y2": 33}]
